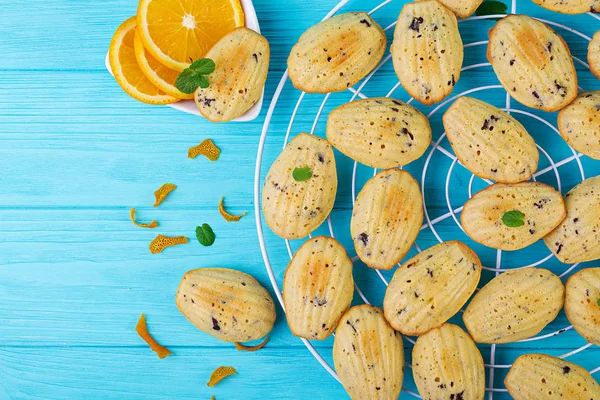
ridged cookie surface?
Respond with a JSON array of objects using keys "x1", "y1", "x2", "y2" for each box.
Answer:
[
  {"x1": 391, "y1": 0, "x2": 463, "y2": 105},
  {"x1": 438, "y1": 0, "x2": 483, "y2": 18},
  {"x1": 175, "y1": 268, "x2": 276, "y2": 342},
  {"x1": 443, "y1": 97, "x2": 539, "y2": 183},
  {"x1": 383, "y1": 241, "x2": 481, "y2": 336},
  {"x1": 283, "y1": 236, "x2": 354, "y2": 340},
  {"x1": 505, "y1": 354, "x2": 600, "y2": 400},
  {"x1": 589, "y1": 31, "x2": 600, "y2": 79},
  {"x1": 532, "y1": 0, "x2": 600, "y2": 14},
  {"x1": 262, "y1": 133, "x2": 337, "y2": 239},
  {"x1": 565, "y1": 268, "x2": 600, "y2": 345},
  {"x1": 461, "y1": 182, "x2": 566, "y2": 251},
  {"x1": 195, "y1": 28, "x2": 269, "y2": 122},
  {"x1": 487, "y1": 15, "x2": 577, "y2": 112},
  {"x1": 326, "y1": 98, "x2": 432, "y2": 169},
  {"x1": 544, "y1": 176, "x2": 600, "y2": 264},
  {"x1": 463, "y1": 267, "x2": 564, "y2": 344},
  {"x1": 351, "y1": 169, "x2": 423, "y2": 270},
  {"x1": 288, "y1": 12, "x2": 386, "y2": 93},
  {"x1": 558, "y1": 91, "x2": 600, "y2": 160},
  {"x1": 412, "y1": 324, "x2": 485, "y2": 400},
  {"x1": 333, "y1": 305, "x2": 404, "y2": 400}
]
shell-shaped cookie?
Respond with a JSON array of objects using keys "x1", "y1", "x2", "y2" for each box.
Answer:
[
  {"x1": 194, "y1": 28, "x2": 269, "y2": 122},
  {"x1": 175, "y1": 268, "x2": 276, "y2": 342},
  {"x1": 463, "y1": 267, "x2": 564, "y2": 344},
  {"x1": 287, "y1": 12, "x2": 386, "y2": 93},
  {"x1": 461, "y1": 182, "x2": 566, "y2": 251},
  {"x1": 262, "y1": 133, "x2": 337, "y2": 239},
  {"x1": 438, "y1": 0, "x2": 483, "y2": 18},
  {"x1": 333, "y1": 305, "x2": 404, "y2": 400},
  {"x1": 487, "y1": 15, "x2": 577, "y2": 112},
  {"x1": 565, "y1": 268, "x2": 600, "y2": 345},
  {"x1": 443, "y1": 97, "x2": 539, "y2": 183},
  {"x1": 283, "y1": 236, "x2": 354, "y2": 340},
  {"x1": 589, "y1": 31, "x2": 600, "y2": 79},
  {"x1": 412, "y1": 324, "x2": 485, "y2": 400},
  {"x1": 326, "y1": 98, "x2": 432, "y2": 169},
  {"x1": 544, "y1": 176, "x2": 600, "y2": 264},
  {"x1": 391, "y1": 0, "x2": 463, "y2": 105},
  {"x1": 532, "y1": 0, "x2": 600, "y2": 14},
  {"x1": 505, "y1": 354, "x2": 600, "y2": 400},
  {"x1": 383, "y1": 241, "x2": 481, "y2": 336},
  {"x1": 351, "y1": 169, "x2": 423, "y2": 270},
  {"x1": 558, "y1": 91, "x2": 600, "y2": 160}
]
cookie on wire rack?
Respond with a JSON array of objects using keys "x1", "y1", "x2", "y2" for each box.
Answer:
[
  {"x1": 443, "y1": 96, "x2": 539, "y2": 183},
  {"x1": 262, "y1": 133, "x2": 337, "y2": 240},
  {"x1": 487, "y1": 15, "x2": 577, "y2": 112},
  {"x1": 463, "y1": 267, "x2": 564, "y2": 344},
  {"x1": 438, "y1": 0, "x2": 483, "y2": 18},
  {"x1": 531, "y1": 0, "x2": 600, "y2": 14},
  {"x1": 412, "y1": 323, "x2": 485, "y2": 400},
  {"x1": 283, "y1": 236, "x2": 354, "y2": 340},
  {"x1": 391, "y1": 0, "x2": 464, "y2": 105},
  {"x1": 557, "y1": 91, "x2": 600, "y2": 160},
  {"x1": 326, "y1": 98, "x2": 432, "y2": 169},
  {"x1": 565, "y1": 268, "x2": 600, "y2": 346},
  {"x1": 287, "y1": 12, "x2": 386, "y2": 93},
  {"x1": 589, "y1": 31, "x2": 600, "y2": 79},
  {"x1": 505, "y1": 354, "x2": 600, "y2": 400},
  {"x1": 333, "y1": 305, "x2": 404, "y2": 400}
]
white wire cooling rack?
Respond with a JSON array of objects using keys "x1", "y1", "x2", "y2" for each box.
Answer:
[{"x1": 253, "y1": 0, "x2": 600, "y2": 397}]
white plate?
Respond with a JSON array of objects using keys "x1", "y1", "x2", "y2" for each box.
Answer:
[{"x1": 105, "y1": 0, "x2": 263, "y2": 122}]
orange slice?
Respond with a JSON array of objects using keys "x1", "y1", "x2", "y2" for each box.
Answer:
[
  {"x1": 136, "y1": 0, "x2": 245, "y2": 71},
  {"x1": 133, "y1": 30, "x2": 193, "y2": 100},
  {"x1": 109, "y1": 17, "x2": 179, "y2": 105}
]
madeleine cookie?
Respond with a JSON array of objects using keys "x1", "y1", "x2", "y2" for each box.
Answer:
[
  {"x1": 589, "y1": 31, "x2": 600, "y2": 79},
  {"x1": 558, "y1": 91, "x2": 600, "y2": 160},
  {"x1": 487, "y1": 15, "x2": 577, "y2": 112},
  {"x1": 195, "y1": 28, "x2": 269, "y2": 122},
  {"x1": 383, "y1": 241, "x2": 481, "y2": 336},
  {"x1": 443, "y1": 97, "x2": 539, "y2": 183},
  {"x1": 505, "y1": 354, "x2": 600, "y2": 400},
  {"x1": 326, "y1": 98, "x2": 432, "y2": 169},
  {"x1": 333, "y1": 305, "x2": 404, "y2": 400},
  {"x1": 175, "y1": 268, "x2": 276, "y2": 342},
  {"x1": 461, "y1": 182, "x2": 566, "y2": 251},
  {"x1": 413, "y1": 324, "x2": 485, "y2": 400},
  {"x1": 565, "y1": 268, "x2": 600, "y2": 345},
  {"x1": 262, "y1": 133, "x2": 337, "y2": 239},
  {"x1": 438, "y1": 0, "x2": 483, "y2": 18},
  {"x1": 464, "y1": 267, "x2": 564, "y2": 344},
  {"x1": 544, "y1": 176, "x2": 600, "y2": 264},
  {"x1": 351, "y1": 169, "x2": 423, "y2": 270},
  {"x1": 532, "y1": 0, "x2": 600, "y2": 14},
  {"x1": 283, "y1": 236, "x2": 354, "y2": 340},
  {"x1": 288, "y1": 12, "x2": 386, "y2": 93},
  {"x1": 391, "y1": 0, "x2": 463, "y2": 105}
]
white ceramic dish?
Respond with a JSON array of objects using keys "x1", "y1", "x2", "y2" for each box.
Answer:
[{"x1": 105, "y1": 0, "x2": 263, "y2": 122}]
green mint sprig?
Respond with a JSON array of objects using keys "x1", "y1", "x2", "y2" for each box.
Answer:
[
  {"x1": 176, "y1": 58, "x2": 215, "y2": 94},
  {"x1": 293, "y1": 167, "x2": 313, "y2": 182},
  {"x1": 196, "y1": 223, "x2": 216, "y2": 246},
  {"x1": 502, "y1": 210, "x2": 525, "y2": 228},
  {"x1": 475, "y1": 0, "x2": 508, "y2": 20}
]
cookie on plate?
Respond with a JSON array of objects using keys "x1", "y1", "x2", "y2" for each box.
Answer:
[
  {"x1": 333, "y1": 305, "x2": 404, "y2": 400},
  {"x1": 391, "y1": 0, "x2": 463, "y2": 105},
  {"x1": 413, "y1": 323, "x2": 485, "y2": 400},
  {"x1": 463, "y1": 267, "x2": 564, "y2": 344},
  {"x1": 288, "y1": 12, "x2": 386, "y2": 93},
  {"x1": 505, "y1": 354, "x2": 600, "y2": 400},
  {"x1": 557, "y1": 91, "x2": 600, "y2": 160},
  {"x1": 532, "y1": 0, "x2": 600, "y2": 14},
  {"x1": 438, "y1": 0, "x2": 483, "y2": 18},
  {"x1": 443, "y1": 96, "x2": 539, "y2": 183},
  {"x1": 195, "y1": 28, "x2": 269, "y2": 122},
  {"x1": 262, "y1": 133, "x2": 337, "y2": 239},
  {"x1": 326, "y1": 98, "x2": 432, "y2": 169},
  {"x1": 544, "y1": 176, "x2": 600, "y2": 264},
  {"x1": 487, "y1": 15, "x2": 577, "y2": 112},
  {"x1": 565, "y1": 268, "x2": 600, "y2": 346},
  {"x1": 283, "y1": 236, "x2": 354, "y2": 340},
  {"x1": 383, "y1": 241, "x2": 481, "y2": 336},
  {"x1": 351, "y1": 169, "x2": 423, "y2": 270},
  {"x1": 461, "y1": 182, "x2": 566, "y2": 251},
  {"x1": 589, "y1": 31, "x2": 600, "y2": 79}
]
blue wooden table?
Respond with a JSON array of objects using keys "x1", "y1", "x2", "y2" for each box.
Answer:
[{"x1": 1, "y1": 0, "x2": 599, "y2": 399}]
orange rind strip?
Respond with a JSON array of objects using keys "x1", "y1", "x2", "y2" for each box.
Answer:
[
  {"x1": 218, "y1": 197, "x2": 247, "y2": 222},
  {"x1": 207, "y1": 366, "x2": 237, "y2": 387},
  {"x1": 188, "y1": 139, "x2": 220, "y2": 161},
  {"x1": 135, "y1": 313, "x2": 172, "y2": 359},
  {"x1": 149, "y1": 234, "x2": 188, "y2": 254},
  {"x1": 130, "y1": 207, "x2": 158, "y2": 228},
  {"x1": 234, "y1": 335, "x2": 269, "y2": 352},
  {"x1": 153, "y1": 183, "x2": 177, "y2": 207}
]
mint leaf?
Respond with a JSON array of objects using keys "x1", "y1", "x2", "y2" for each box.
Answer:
[
  {"x1": 175, "y1": 58, "x2": 215, "y2": 94},
  {"x1": 176, "y1": 70, "x2": 200, "y2": 94},
  {"x1": 190, "y1": 58, "x2": 215, "y2": 75},
  {"x1": 197, "y1": 75, "x2": 210, "y2": 89},
  {"x1": 195, "y1": 223, "x2": 216, "y2": 246},
  {"x1": 292, "y1": 167, "x2": 312, "y2": 182},
  {"x1": 597, "y1": 298, "x2": 600, "y2": 307},
  {"x1": 502, "y1": 210, "x2": 525, "y2": 227},
  {"x1": 476, "y1": 1, "x2": 507, "y2": 19}
]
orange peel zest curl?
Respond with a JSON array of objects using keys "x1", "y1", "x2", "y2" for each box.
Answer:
[
  {"x1": 234, "y1": 335, "x2": 269, "y2": 352},
  {"x1": 153, "y1": 183, "x2": 177, "y2": 207},
  {"x1": 188, "y1": 139, "x2": 220, "y2": 161},
  {"x1": 135, "y1": 313, "x2": 172, "y2": 359},
  {"x1": 130, "y1": 207, "x2": 158, "y2": 228},
  {"x1": 207, "y1": 366, "x2": 237, "y2": 387},
  {"x1": 218, "y1": 197, "x2": 247, "y2": 222},
  {"x1": 149, "y1": 234, "x2": 188, "y2": 254}
]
